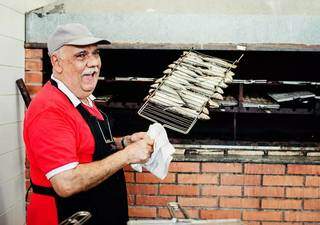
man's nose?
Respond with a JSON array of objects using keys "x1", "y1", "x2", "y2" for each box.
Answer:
[{"x1": 86, "y1": 54, "x2": 100, "y2": 68}]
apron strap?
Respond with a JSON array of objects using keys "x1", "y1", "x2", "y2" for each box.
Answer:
[{"x1": 30, "y1": 179, "x2": 57, "y2": 197}]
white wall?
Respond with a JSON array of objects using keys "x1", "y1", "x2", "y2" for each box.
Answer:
[
  {"x1": 0, "y1": 0, "x2": 55, "y2": 224},
  {"x1": 0, "y1": 1, "x2": 26, "y2": 224}
]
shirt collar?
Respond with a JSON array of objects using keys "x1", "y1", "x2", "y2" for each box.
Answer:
[{"x1": 51, "y1": 75, "x2": 95, "y2": 107}]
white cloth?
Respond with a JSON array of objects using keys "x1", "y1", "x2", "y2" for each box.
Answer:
[{"x1": 131, "y1": 123, "x2": 175, "y2": 179}]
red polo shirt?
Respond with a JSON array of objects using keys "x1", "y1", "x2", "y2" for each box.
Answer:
[{"x1": 24, "y1": 80, "x2": 103, "y2": 225}]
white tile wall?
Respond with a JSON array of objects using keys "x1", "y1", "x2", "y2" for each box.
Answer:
[
  {"x1": 0, "y1": 67, "x2": 24, "y2": 95},
  {"x1": 0, "y1": 149, "x2": 25, "y2": 188},
  {"x1": 0, "y1": 95, "x2": 25, "y2": 125},
  {"x1": 0, "y1": 1, "x2": 56, "y2": 224},
  {"x1": 0, "y1": 36, "x2": 24, "y2": 68},
  {"x1": 0, "y1": 201, "x2": 25, "y2": 225},
  {"x1": 0, "y1": 5, "x2": 24, "y2": 40},
  {"x1": 0, "y1": 174, "x2": 25, "y2": 215},
  {"x1": 0, "y1": 2, "x2": 25, "y2": 225}
]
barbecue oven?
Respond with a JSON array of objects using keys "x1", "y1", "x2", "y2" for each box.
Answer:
[{"x1": 24, "y1": 1, "x2": 320, "y2": 223}]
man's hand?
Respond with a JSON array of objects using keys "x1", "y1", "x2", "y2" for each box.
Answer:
[
  {"x1": 124, "y1": 135, "x2": 154, "y2": 164},
  {"x1": 124, "y1": 132, "x2": 147, "y2": 146}
]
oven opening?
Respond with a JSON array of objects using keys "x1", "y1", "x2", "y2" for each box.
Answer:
[{"x1": 42, "y1": 48, "x2": 320, "y2": 146}]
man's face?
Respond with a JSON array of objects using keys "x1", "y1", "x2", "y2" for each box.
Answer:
[{"x1": 53, "y1": 44, "x2": 101, "y2": 99}]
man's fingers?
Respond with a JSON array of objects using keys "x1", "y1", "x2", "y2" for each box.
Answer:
[
  {"x1": 131, "y1": 132, "x2": 147, "y2": 142},
  {"x1": 145, "y1": 136, "x2": 154, "y2": 146}
]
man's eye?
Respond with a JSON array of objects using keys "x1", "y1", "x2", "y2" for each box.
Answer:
[
  {"x1": 93, "y1": 50, "x2": 100, "y2": 56},
  {"x1": 76, "y1": 52, "x2": 87, "y2": 59}
]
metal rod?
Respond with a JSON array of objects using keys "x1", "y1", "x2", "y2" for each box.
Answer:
[
  {"x1": 98, "y1": 77, "x2": 320, "y2": 86},
  {"x1": 173, "y1": 144, "x2": 320, "y2": 151}
]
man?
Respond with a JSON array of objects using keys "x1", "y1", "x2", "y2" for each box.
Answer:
[{"x1": 24, "y1": 23, "x2": 154, "y2": 225}]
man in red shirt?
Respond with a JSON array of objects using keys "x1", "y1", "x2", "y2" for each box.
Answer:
[{"x1": 24, "y1": 23, "x2": 154, "y2": 225}]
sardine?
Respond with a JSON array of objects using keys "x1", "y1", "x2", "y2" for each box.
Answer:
[
  {"x1": 154, "y1": 91, "x2": 184, "y2": 105},
  {"x1": 211, "y1": 93, "x2": 224, "y2": 100},
  {"x1": 166, "y1": 75, "x2": 190, "y2": 86},
  {"x1": 180, "y1": 89, "x2": 209, "y2": 102},
  {"x1": 162, "y1": 79, "x2": 186, "y2": 90},
  {"x1": 166, "y1": 106, "x2": 210, "y2": 120},
  {"x1": 215, "y1": 86, "x2": 224, "y2": 94},
  {"x1": 168, "y1": 64, "x2": 199, "y2": 78},
  {"x1": 149, "y1": 96, "x2": 182, "y2": 107},
  {"x1": 187, "y1": 85, "x2": 214, "y2": 97},
  {"x1": 208, "y1": 99, "x2": 219, "y2": 108},
  {"x1": 183, "y1": 51, "x2": 237, "y2": 69}
]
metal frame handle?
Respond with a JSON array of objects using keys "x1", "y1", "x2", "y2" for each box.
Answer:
[{"x1": 167, "y1": 202, "x2": 191, "y2": 222}]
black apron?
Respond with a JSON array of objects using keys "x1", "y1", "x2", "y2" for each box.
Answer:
[{"x1": 30, "y1": 80, "x2": 128, "y2": 225}]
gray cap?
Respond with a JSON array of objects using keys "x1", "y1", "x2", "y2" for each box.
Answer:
[{"x1": 47, "y1": 23, "x2": 110, "y2": 55}]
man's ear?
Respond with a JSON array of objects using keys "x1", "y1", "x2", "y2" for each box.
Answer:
[{"x1": 51, "y1": 54, "x2": 63, "y2": 74}]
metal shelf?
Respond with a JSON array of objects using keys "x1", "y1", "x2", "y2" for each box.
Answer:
[{"x1": 99, "y1": 77, "x2": 320, "y2": 86}]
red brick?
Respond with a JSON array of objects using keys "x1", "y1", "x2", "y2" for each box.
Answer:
[
  {"x1": 124, "y1": 172, "x2": 135, "y2": 183},
  {"x1": 201, "y1": 185, "x2": 242, "y2": 196},
  {"x1": 25, "y1": 49, "x2": 43, "y2": 58},
  {"x1": 123, "y1": 165, "x2": 134, "y2": 172},
  {"x1": 263, "y1": 175, "x2": 303, "y2": 186},
  {"x1": 25, "y1": 179, "x2": 30, "y2": 189},
  {"x1": 126, "y1": 184, "x2": 158, "y2": 195},
  {"x1": 305, "y1": 176, "x2": 320, "y2": 186},
  {"x1": 136, "y1": 173, "x2": 175, "y2": 183},
  {"x1": 200, "y1": 209, "x2": 241, "y2": 220},
  {"x1": 25, "y1": 71, "x2": 43, "y2": 83},
  {"x1": 25, "y1": 59, "x2": 43, "y2": 71},
  {"x1": 243, "y1": 222, "x2": 260, "y2": 225},
  {"x1": 245, "y1": 164, "x2": 285, "y2": 174},
  {"x1": 178, "y1": 197, "x2": 218, "y2": 207},
  {"x1": 221, "y1": 174, "x2": 261, "y2": 186},
  {"x1": 304, "y1": 199, "x2": 320, "y2": 210},
  {"x1": 159, "y1": 184, "x2": 199, "y2": 196},
  {"x1": 262, "y1": 223, "x2": 302, "y2": 225},
  {"x1": 178, "y1": 173, "x2": 218, "y2": 184},
  {"x1": 244, "y1": 187, "x2": 285, "y2": 197},
  {"x1": 25, "y1": 168, "x2": 30, "y2": 179},
  {"x1": 158, "y1": 207, "x2": 199, "y2": 219},
  {"x1": 128, "y1": 206, "x2": 156, "y2": 218},
  {"x1": 127, "y1": 195, "x2": 135, "y2": 205},
  {"x1": 285, "y1": 211, "x2": 320, "y2": 222},
  {"x1": 286, "y1": 187, "x2": 320, "y2": 198},
  {"x1": 169, "y1": 162, "x2": 200, "y2": 172},
  {"x1": 136, "y1": 195, "x2": 176, "y2": 206},
  {"x1": 26, "y1": 85, "x2": 42, "y2": 95},
  {"x1": 202, "y1": 163, "x2": 242, "y2": 173},
  {"x1": 287, "y1": 165, "x2": 320, "y2": 175},
  {"x1": 243, "y1": 211, "x2": 282, "y2": 221},
  {"x1": 25, "y1": 159, "x2": 30, "y2": 168},
  {"x1": 262, "y1": 199, "x2": 302, "y2": 209},
  {"x1": 220, "y1": 197, "x2": 260, "y2": 209}
]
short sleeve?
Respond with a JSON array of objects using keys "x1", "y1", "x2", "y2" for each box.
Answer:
[{"x1": 27, "y1": 108, "x2": 79, "y2": 178}]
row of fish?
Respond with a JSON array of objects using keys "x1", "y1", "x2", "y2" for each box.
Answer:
[{"x1": 144, "y1": 51, "x2": 237, "y2": 120}]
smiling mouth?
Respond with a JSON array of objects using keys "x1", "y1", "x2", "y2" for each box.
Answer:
[{"x1": 82, "y1": 71, "x2": 96, "y2": 77}]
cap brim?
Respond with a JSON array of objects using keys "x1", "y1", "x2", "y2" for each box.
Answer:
[{"x1": 67, "y1": 37, "x2": 111, "y2": 46}]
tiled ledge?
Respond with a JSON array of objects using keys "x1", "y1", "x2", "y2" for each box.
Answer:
[{"x1": 173, "y1": 154, "x2": 320, "y2": 165}]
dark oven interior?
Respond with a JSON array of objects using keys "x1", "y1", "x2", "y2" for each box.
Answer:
[{"x1": 43, "y1": 48, "x2": 320, "y2": 146}]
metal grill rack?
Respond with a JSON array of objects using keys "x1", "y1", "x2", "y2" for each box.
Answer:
[{"x1": 138, "y1": 51, "x2": 243, "y2": 134}]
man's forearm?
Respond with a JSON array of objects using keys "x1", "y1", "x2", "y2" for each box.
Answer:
[{"x1": 50, "y1": 149, "x2": 129, "y2": 197}]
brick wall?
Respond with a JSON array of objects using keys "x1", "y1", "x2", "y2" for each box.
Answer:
[
  {"x1": 24, "y1": 48, "x2": 44, "y2": 203},
  {"x1": 24, "y1": 48, "x2": 320, "y2": 225},
  {"x1": 125, "y1": 162, "x2": 320, "y2": 225},
  {"x1": 25, "y1": 49, "x2": 43, "y2": 97}
]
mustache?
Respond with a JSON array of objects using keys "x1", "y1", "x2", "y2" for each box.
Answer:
[{"x1": 82, "y1": 67, "x2": 99, "y2": 76}]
